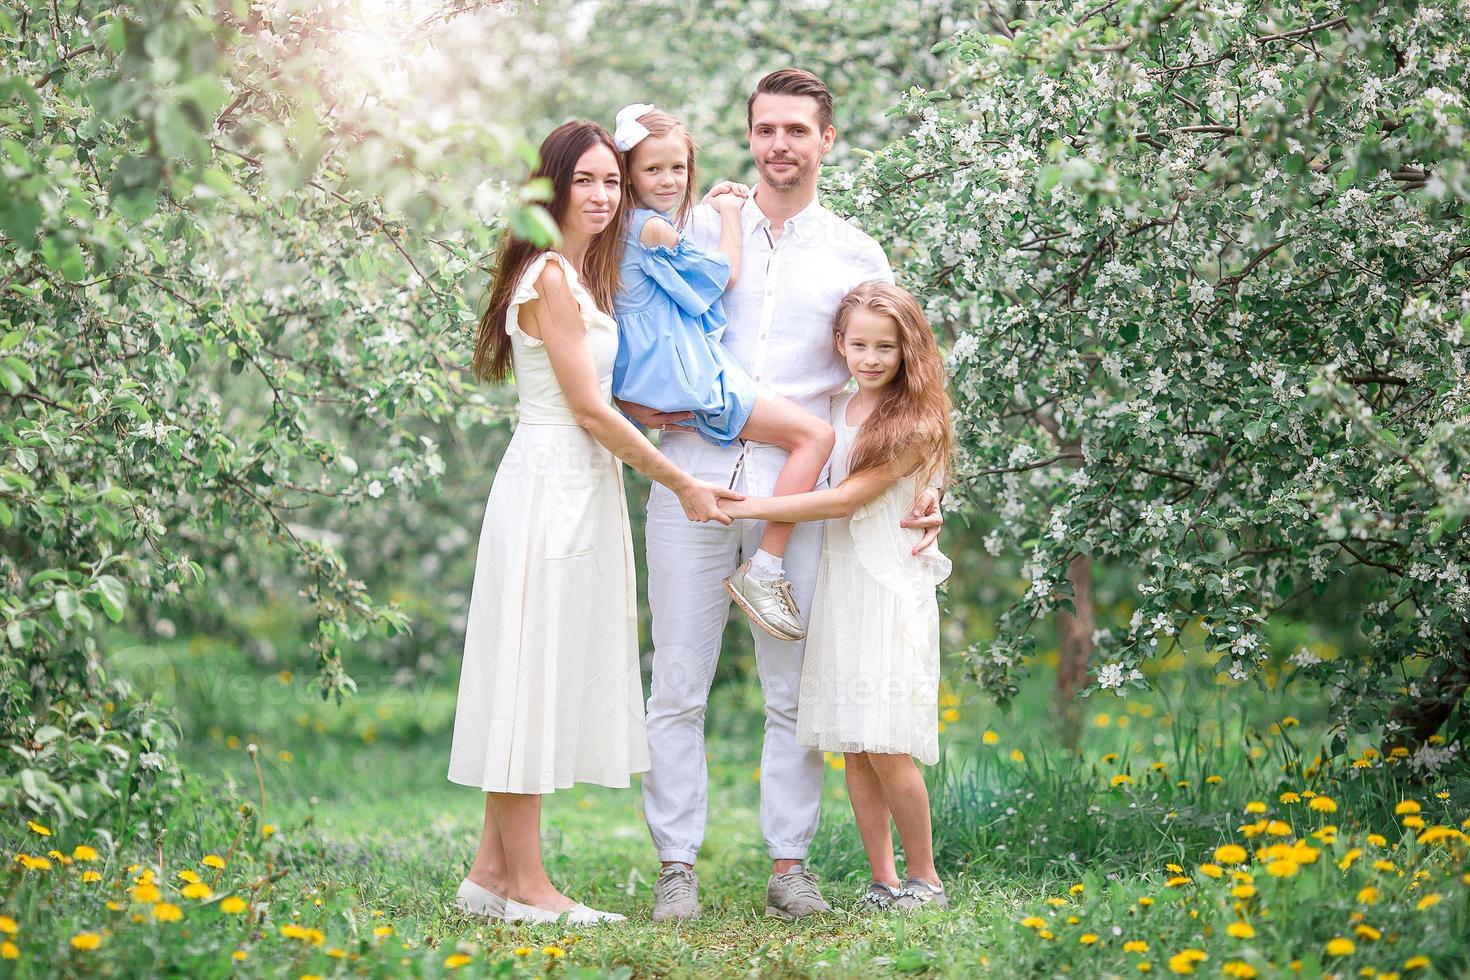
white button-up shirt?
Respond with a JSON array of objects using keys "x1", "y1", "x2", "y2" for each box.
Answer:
[{"x1": 659, "y1": 192, "x2": 893, "y2": 496}]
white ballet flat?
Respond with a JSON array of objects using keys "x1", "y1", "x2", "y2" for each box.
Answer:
[
  {"x1": 454, "y1": 878, "x2": 508, "y2": 919},
  {"x1": 501, "y1": 898, "x2": 626, "y2": 926},
  {"x1": 502, "y1": 898, "x2": 562, "y2": 924}
]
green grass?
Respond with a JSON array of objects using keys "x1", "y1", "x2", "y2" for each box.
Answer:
[{"x1": 2, "y1": 639, "x2": 1467, "y2": 977}]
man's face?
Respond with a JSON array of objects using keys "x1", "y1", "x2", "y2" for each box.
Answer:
[{"x1": 747, "y1": 93, "x2": 835, "y2": 191}]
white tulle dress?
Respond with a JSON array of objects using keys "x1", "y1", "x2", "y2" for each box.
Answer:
[
  {"x1": 447, "y1": 251, "x2": 651, "y2": 794},
  {"x1": 795, "y1": 389, "x2": 952, "y2": 765}
]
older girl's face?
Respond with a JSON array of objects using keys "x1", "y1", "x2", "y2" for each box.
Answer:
[
  {"x1": 565, "y1": 143, "x2": 621, "y2": 237},
  {"x1": 629, "y1": 132, "x2": 689, "y2": 213},
  {"x1": 838, "y1": 307, "x2": 904, "y2": 394}
]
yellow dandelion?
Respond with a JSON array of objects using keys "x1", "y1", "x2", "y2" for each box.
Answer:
[
  {"x1": 0, "y1": 917, "x2": 16, "y2": 935},
  {"x1": 1415, "y1": 893, "x2": 1442, "y2": 911},
  {"x1": 1102, "y1": 752, "x2": 1119, "y2": 763},
  {"x1": 1309, "y1": 796, "x2": 1338, "y2": 813},
  {"x1": 513, "y1": 946, "x2": 532, "y2": 956},
  {"x1": 983, "y1": 730, "x2": 999, "y2": 745},
  {"x1": 1231, "y1": 884, "x2": 1256, "y2": 899},
  {"x1": 1266, "y1": 820, "x2": 1292, "y2": 836},
  {"x1": 220, "y1": 896, "x2": 247, "y2": 914},
  {"x1": 444, "y1": 953, "x2": 472, "y2": 968},
  {"x1": 1355, "y1": 924, "x2": 1382, "y2": 941},
  {"x1": 181, "y1": 883, "x2": 212, "y2": 900},
  {"x1": 1279, "y1": 792, "x2": 1301, "y2": 804},
  {"x1": 1223, "y1": 963, "x2": 1258, "y2": 979},
  {"x1": 232, "y1": 950, "x2": 247, "y2": 962},
  {"x1": 1403, "y1": 815, "x2": 1425, "y2": 830},
  {"x1": 1403, "y1": 956, "x2": 1430, "y2": 970},
  {"x1": 69, "y1": 933, "x2": 102, "y2": 951},
  {"x1": 261, "y1": 824, "x2": 276, "y2": 837},
  {"x1": 1245, "y1": 801, "x2": 1267, "y2": 814},
  {"x1": 177, "y1": 869, "x2": 202, "y2": 884},
  {"x1": 1339, "y1": 848, "x2": 1363, "y2": 870},
  {"x1": 542, "y1": 945, "x2": 565, "y2": 958},
  {"x1": 1373, "y1": 860, "x2": 1396, "y2": 873},
  {"x1": 1010, "y1": 749, "x2": 1025, "y2": 763},
  {"x1": 1199, "y1": 863, "x2": 1223, "y2": 878},
  {"x1": 1069, "y1": 883, "x2": 1085, "y2": 894},
  {"x1": 152, "y1": 903, "x2": 183, "y2": 923},
  {"x1": 1124, "y1": 940, "x2": 1149, "y2": 953},
  {"x1": 16, "y1": 854, "x2": 51, "y2": 871},
  {"x1": 26, "y1": 821, "x2": 50, "y2": 837},
  {"x1": 1165, "y1": 876, "x2": 1191, "y2": 888},
  {"x1": 1325, "y1": 937, "x2": 1355, "y2": 956},
  {"x1": 80, "y1": 870, "x2": 102, "y2": 883},
  {"x1": 1367, "y1": 833, "x2": 1387, "y2": 846},
  {"x1": 131, "y1": 883, "x2": 161, "y2": 903},
  {"x1": 1205, "y1": 775, "x2": 1222, "y2": 784},
  {"x1": 2, "y1": 942, "x2": 17, "y2": 960},
  {"x1": 940, "y1": 708, "x2": 960, "y2": 723},
  {"x1": 1395, "y1": 800, "x2": 1421, "y2": 815},
  {"x1": 1046, "y1": 896, "x2": 1069, "y2": 907},
  {"x1": 1138, "y1": 896, "x2": 1154, "y2": 907},
  {"x1": 1112, "y1": 774, "x2": 1134, "y2": 787},
  {"x1": 1214, "y1": 844, "x2": 1248, "y2": 865},
  {"x1": 1020, "y1": 916, "x2": 1046, "y2": 929},
  {"x1": 1226, "y1": 922, "x2": 1255, "y2": 939},
  {"x1": 72, "y1": 845, "x2": 99, "y2": 862},
  {"x1": 373, "y1": 925, "x2": 394, "y2": 937},
  {"x1": 1265, "y1": 858, "x2": 1299, "y2": 878},
  {"x1": 202, "y1": 854, "x2": 226, "y2": 869},
  {"x1": 1037, "y1": 929, "x2": 1054, "y2": 940}
]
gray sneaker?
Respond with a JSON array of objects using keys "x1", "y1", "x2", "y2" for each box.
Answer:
[
  {"x1": 724, "y1": 561, "x2": 805, "y2": 641},
  {"x1": 651, "y1": 864, "x2": 700, "y2": 922},
  {"x1": 765, "y1": 864, "x2": 831, "y2": 920},
  {"x1": 893, "y1": 877, "x2": 948, "y2": 911},
  {"x1": 856, "y1": 880, "x2": 903, "y2": 912}
]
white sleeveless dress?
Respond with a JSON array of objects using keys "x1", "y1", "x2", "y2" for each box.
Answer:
[
  {"x1": 447, "y1": 251, "x2": 651, "y2": 793},
  {"x1": 796, "y1": 390, "x2": 953, "y2": 765}
]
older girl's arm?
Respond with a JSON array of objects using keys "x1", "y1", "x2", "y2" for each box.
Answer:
[{"x1": 722, "y1": 453, "x2": 920, "y2": 524}]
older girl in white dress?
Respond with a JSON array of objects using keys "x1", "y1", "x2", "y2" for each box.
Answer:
[
  {"x1": 722, "y1": 281, "x2": 954, "y2": 913},
  {"x1": 448, "y1": 121, "x2": 741, "y2": 926}
]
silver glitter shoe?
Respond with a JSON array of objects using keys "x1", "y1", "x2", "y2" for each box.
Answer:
[
  {"x1": 724, "y1": 560, "x2": 805, "y2": 641},
  {"x1": 856, "y1": 880, "x2": 903, "y2": 912},
  {"x1": 893, "y1": 877, "x2": 948, "y2": 911}
]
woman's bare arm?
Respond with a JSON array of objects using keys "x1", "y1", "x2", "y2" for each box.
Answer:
[{"x1": 523, "y1": 262, "x2": 739, "y2": 523}]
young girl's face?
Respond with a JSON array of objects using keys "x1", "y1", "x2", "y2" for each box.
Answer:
[
  {"x1": 838, "y1": 307, "x2": 904, "y2": 394},
  {"x1": 629, "y1": 132, "x2": 690, "y2": 213}
]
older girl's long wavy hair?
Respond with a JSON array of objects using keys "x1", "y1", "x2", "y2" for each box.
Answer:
[
  {"x1": 473, "y1": 121, "x2": 628, "y2": 383},
  {"x1": 621, "y1": 107, "x2": 699, "y2": 229},
  {"x1": 837, "y1": 281, "x2": 953, "y2": 490}
]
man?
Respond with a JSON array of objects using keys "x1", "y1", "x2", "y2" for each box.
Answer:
[{"x1": 620, "y1": 68, "x2": 943, "y2": 921}]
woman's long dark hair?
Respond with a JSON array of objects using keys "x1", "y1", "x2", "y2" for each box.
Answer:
[{"x1": 474, "y1": 121, "x2": 628, "y2": 383}]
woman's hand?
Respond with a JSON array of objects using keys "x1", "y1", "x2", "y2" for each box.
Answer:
[{"x1": 676, "y1": 480, "x2": 745, "y2": 525}]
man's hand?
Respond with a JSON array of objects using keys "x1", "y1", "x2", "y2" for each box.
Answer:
[
  {"x1": 900, "y1": 487, "x2": 943, "y2": 555},
  {"x1": 701, "y1": 180, "x2": 751, "y2": 208},
  {"x1": 617, "y1": 399, "x2": 695, "y2": 430}
]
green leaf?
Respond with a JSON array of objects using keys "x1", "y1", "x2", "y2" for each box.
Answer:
[
  {"x1": 94, "y1": 575, "x2": 127, "y2": 623},
  {"x1": 0, "y1": 198, "x2": 41, "y2": 250},
  {"x1": 54, "y1": 589, "x2": 78, "y2": 622}
]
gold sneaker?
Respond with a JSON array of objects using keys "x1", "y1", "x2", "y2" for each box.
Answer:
[{"x1": 723, "y1": 560, "x2": 805, "y2": 641}]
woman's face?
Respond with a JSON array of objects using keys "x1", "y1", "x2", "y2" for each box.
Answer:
[
  {"x1": 564, "y1": 143, "x2": 622, "y2": 238},
  {"x1": 629, "y1": 133, "x2": 689, "y2": 214}
]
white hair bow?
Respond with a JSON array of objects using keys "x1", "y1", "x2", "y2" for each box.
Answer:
[{"x1": 613, "y1": 103, "x2": 658, "y2": 151}]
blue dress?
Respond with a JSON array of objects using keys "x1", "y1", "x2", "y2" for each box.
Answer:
[{"x1": 613, "y1": 207, "x2": 759, "y2": 447}]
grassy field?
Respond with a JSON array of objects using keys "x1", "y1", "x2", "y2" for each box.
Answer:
[{"x1": 3, "y1": 638, "x2": 1467, "y2": 977}]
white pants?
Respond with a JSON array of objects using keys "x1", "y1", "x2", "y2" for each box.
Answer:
[{"x1": 641, "y1": 466, "x2": 826, "y2": 864}]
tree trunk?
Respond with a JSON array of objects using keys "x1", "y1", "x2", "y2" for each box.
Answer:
[
  {"x1": 1380, "y1": 626, "x2": 1470, "y2": 763},
  {"x1": 1054, "y1": 552, "x2": 1095, "y2": 750}
]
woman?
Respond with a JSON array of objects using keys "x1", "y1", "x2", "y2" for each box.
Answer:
[{"x1": 447, "y1": 121, "x2": 741, "y2": 925}]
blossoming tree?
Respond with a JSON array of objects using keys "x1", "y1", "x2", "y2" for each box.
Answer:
[{"x1": 830, "y1": 0, "x2": 1469, "y2": 760}]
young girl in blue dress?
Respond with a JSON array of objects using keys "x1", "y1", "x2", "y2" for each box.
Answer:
[
  {"x1": 611, "y1": 103, "x2": 835, "y2": 641},
  {"x1": 721, "y1": 281, "x2": 954, "y2": 912}
]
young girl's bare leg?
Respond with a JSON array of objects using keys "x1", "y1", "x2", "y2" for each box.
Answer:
[
  {"x1": 864, "y1": 753, "x2": 939, "y2": 887},
  {"x1": 721, "y1": 392, "x2": 835, "y2": 641},
  {"x1": 844, "y1": 752, "x2": 900, "y2": 887},
  {"x1": 737, "y1": 393, "x2": 835, "y2": 558}
]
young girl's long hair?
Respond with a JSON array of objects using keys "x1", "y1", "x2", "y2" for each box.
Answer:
[
  {"x1": 474, "y1": 121, "x2": 628, "y2": 383},
  {"x1": 837, "y1": 281, "x2": 953, "y2": 488},
  {"x1": 621, "y1": 108, "x2": 698, "y2": 229}
]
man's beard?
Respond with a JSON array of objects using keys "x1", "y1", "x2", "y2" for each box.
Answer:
[{"x1": 760, "y1": 156, "x2": 810, "y2": 189}]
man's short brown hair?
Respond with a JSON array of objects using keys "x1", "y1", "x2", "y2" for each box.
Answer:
[{"x1": 746, "y1": 68, "x2": 834, "y2": 132}]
